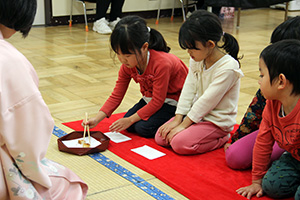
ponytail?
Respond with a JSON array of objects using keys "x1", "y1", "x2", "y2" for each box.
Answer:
[
  {"x1": 221, "y1": 32, "x2": 239, "y2": 61},
  {"x1": 149, "y1": 28, "x2": 170, "y2": 53},
  {"x1": 179, "y1": 10, "x2": 241, "y2": 64}
]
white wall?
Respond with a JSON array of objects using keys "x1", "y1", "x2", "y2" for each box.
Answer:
[
  {"x1": 52, "y1": 0, "x2": 182, "y2": 17},
  {"x1": 271, "y1": 0, "x2": 300, "y2": 11},
  {"x1": 33, "y1": 0, "x2": 45, "y2": 25}
]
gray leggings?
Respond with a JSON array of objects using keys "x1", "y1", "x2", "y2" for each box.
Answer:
[{"x1": 262, "y1": 152, "x2": 300, "y2": 199}]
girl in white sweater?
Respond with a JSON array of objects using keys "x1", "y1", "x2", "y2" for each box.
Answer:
[{"x1": 155, "y1": 10, "x2": 243, "y2": 155}]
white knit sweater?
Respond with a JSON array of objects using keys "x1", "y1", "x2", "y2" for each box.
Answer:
[{"x1": 175, "y1": 55, "x2": 244, "y2": 132}]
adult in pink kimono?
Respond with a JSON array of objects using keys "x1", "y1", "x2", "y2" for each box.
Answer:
[{"x1": 0, "y1": 0, "x2": 88, "y2": 199}]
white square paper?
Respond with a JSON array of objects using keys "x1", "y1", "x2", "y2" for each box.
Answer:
[
  {"x1": 104, "y1": 131, "x2": 132, "y2": 143},
  {"x1": 62, "y1": 137, "x2": 101, "y2": 148},
  {"x1": 131, "y1": 145, "x2": 166, "y2": 160}
]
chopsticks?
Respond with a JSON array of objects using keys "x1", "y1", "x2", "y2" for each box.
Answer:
[{"x1": 83, "y1": 112, "x2": 91, "y2": 145}]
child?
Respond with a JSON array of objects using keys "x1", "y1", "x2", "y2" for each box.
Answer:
[
  {"x1": 225, "y1": 16, "x2": 300, "y2": 169},
  {"x1": 0, "y1": 0, "x2": 88, "y2": 199},
  {"x1": 237, "y1": 39, "x2": 300, "y2": 199},
  {"x1": 85, "y1": 15, "x2": 188, "y2": 138},
  {"x1": 155, "y1": 10, "x2": 243, "y2": 155}
]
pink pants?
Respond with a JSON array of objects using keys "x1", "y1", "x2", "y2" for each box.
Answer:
[
  {"x1": 155, "y1": 118, "x2": 229, "y2": 155},
  {"x1": 225, "y1": 130, "x2": 285, "y2": 169}
]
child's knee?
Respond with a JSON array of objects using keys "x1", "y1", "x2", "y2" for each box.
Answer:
[
  {"x1": 262, "y1": 176, "x2": 284, "y2": 199},
  {"x1": 225, "y1": 148, "x2": 251, "y2": 170},
  {"x1": 262, "y1": 170, "x2": 296, "y2": 199},
  {"x1": 171, "y1": 138, "x2": 202, "y2": 154},
  {"x1": 155, "y1": 132, "x2": 168, "y2": 146},
  {"x1": 170, "y1": 137, "x2": 188, "y2": 154},
  {"x1": 171, "y1": 144, "x2": 188, "y2": 154},
  {"x1": 134, "y1": 123, "x2": 156, "y2": 138}
]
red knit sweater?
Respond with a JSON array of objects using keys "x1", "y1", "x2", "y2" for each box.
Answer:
[{"x1": 100, "y1": 49, "x2": 188, "y2": 120}]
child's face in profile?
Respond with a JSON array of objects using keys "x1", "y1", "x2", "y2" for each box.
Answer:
[
  {"x1": 258, "y1": 58, "x2": 277, "y2": 100},
  {"x1": 187, "y1": 41, "x2": 212, "y2": 62}
]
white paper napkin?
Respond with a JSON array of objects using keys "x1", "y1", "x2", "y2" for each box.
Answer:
[
  {"x1": 104, "y1": 131, "x2": 132, "y2": 143},
  {"x1": 131, "y1": 145, "x2": 166, "y2": 160}
]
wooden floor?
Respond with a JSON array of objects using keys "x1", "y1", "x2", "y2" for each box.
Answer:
[{"x1": 7, "y1": 8, "x2": 300, "y2": 199}]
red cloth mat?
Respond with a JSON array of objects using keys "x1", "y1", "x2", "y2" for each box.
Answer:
[{"x1": 63, "y1": 113, "x2": 293, "y2": 200}]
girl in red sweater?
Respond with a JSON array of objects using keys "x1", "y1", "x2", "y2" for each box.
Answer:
[{"x1": 84, "y1": 15, "x2": 188, "y2": 138}]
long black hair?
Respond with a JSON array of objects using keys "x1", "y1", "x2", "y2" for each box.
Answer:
[
  {"x1": 179, "y1": 10, "x2": 240, "y2": 63},
  {"x1": 0, "y1": 0, "x2": 37, "y2": 37},
  {"x1": 110, "y1": 15, "x2": 170, "y2": 56}
]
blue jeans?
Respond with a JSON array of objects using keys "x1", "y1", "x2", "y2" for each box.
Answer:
[{"x1": 124, "y1": 98, "x2": 176, "y2": 138}]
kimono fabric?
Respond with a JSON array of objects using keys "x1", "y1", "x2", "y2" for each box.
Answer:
[{"x1": 0, "y1": 31, "x2": 88, "y2": 200}]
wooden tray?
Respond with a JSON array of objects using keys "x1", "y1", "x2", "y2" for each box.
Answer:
[{"x1": 57, "y1": 131, "x2": 110, "y2": 156}]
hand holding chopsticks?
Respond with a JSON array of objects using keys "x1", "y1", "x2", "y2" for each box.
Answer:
[{"x1": 81, "y1": 112, "x2": 91, "y2": 147}]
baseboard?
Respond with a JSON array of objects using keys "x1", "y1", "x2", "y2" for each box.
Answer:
[{"x1": 47, "y1": 9, "x2": 184, "y2": 26}]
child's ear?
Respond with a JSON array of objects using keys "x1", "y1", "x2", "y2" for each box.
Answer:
[
  {"x1": 207, "y1": 40, "x2": 216, "y2": 49},
  {"x1": 278, "y1": 73, "x2": 287, "y2": 90},
  {"x1": 142, "y1": 42, "x2": 149, "y2": 51}
]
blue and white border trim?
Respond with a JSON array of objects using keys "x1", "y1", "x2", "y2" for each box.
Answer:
[{"x1": 52, "y1": 126, "x2": 174, "y2": 200}]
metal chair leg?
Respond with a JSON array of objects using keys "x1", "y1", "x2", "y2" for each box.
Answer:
[
  {"x1": 236, "y1": 7, "x2": 241, "y2": 28},
  {"x1": 69, "y1": 0, "x2": 74, "y2": 27},
  {"x1": 157, "y1": 0, "x2": 186, "y2": 24},
  {"x1": 81, "y1": 1, "x2": 89, "y2": 32},
  {"x1": 180, "y1": 0, "x2": 186, "y2": 21},
  {"x1": 156, "y1": 0, "x2": 162, "y2": 24},
  {"x1": 171, "y1": 0, "x2": 175, "y2": 21},
  {"x1": 284, "y1": 1, "x2": 289, "y2": 21}
]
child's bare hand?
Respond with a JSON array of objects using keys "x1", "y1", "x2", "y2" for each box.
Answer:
[
  {"x1": 236, "y1": 182, "x2": 263, "y2": 199},
  {"x1": 82, "y1": 117, "x2": 99, "y2": 129},
  {"x1": 158, "y1": 120, "x2": 180, "y2": 139},
  {"x1": 224, "y1": 143, "x2": 231, "y2": 151},
  {"x1": 166, "y1": 125, "x2": 185, "y2": 144},
  {"x1": 109, "y1": 118, "x2": 132, "y2": 132}
]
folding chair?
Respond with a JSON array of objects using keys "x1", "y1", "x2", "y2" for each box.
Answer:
[
  {"x1": 69, "y1": 0, "x2": 97, "y2": 32},
  {"x1": 156, "y1": 0, "x2": 186, "y2": 24}
]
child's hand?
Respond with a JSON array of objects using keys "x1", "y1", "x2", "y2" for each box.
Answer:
[
  {"x1": 82, "y1": 111, "x2": 107, "y2": 129},
  {"x1": 236, "y1": 181, "x2": 263, "y2": 199},
  {"x1": 158, "y1": 120, "x2": 180, "y2": 139},
  {"x1": 109, "y1": 118, "x2": 132, "y2": 132},
  {"x1": 82, "y1": 117, "x2": 99, "y2": 129},
  {"x1": 166, "y1": 124, "x2": 185, "y2": 144}
]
